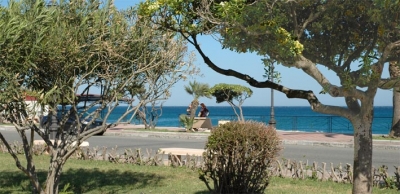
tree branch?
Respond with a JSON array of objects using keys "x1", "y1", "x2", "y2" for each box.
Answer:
[{"x1": 190, "y1": 34, "x2": 353, "y2": 116}]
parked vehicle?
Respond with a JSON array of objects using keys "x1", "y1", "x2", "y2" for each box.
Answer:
[{"x1": 40, "y1": 111, "x2": 106, "y2": 136}]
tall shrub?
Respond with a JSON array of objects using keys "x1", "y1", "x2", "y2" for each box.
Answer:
[{"x1": 199, "y1": 121, "x2": 281, "y2": 194}]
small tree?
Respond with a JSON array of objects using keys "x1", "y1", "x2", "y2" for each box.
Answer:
[
  {"x1": 182, "y1": 81, "x2": 211, "y2": 131},
  {"x1": 184, "y1": 80, "x2": 211, "y2": 118},
  {"x1": 209, "y1": 83, "x2": 252, "y2": 122},
  {"x1": 200, "y1": 121, "x2": 281, "y2": 193},
  {"x1": 179, "y1": 113, "x2": 196, "y2": 131}
]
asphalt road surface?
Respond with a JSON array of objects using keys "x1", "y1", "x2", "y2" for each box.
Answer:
[
  {"x1": 1, "y1": 130, "x2": 399, "y2": 174},
  {"x1": 86, "y1": 135, "x2": 400, "y2": 173}
]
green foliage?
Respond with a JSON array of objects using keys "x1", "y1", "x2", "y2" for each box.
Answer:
[
  {"x1": 184, "y1": 80, "x2": 211, "y2": 100},
  {"x1": 199, "y1": 121, "x2": 281, "y2": 194},
  {"x1": 178, "y1": 114, "x2": 195, "y2": 131},
  {"x1": 184, "y1": 81, "x2": 211, "y2": 119},
  {"x1": 376, "y1": 165, "x2": 400, "y2": 190},
  {"x1": 209, "y1": 83, "x2": 252, "y2": 103},
  {"x1": 139, "y1": 0, "x2": 214, "y2": 35},
  {"x1": 59, "y1": 183, "x2": 74, "y2": 194},
  {"x1": 310, "y1": 171, "x2": 318, "y2": 181},
  {"x1": 139, "y1": 0, "x2": 303, "y2": 58},
  {"x1": 209, "y1": 83, "x2": 252, "y2": 121},
  {"x1": 0, "y1": 0, "x2": 194, "y2": 193},
  {"x1": 262, "y1": 58, "x2": 281, "y2": 83},
  {"x1": 1, "y1": 0, "x2": 115, "y2": 106}
]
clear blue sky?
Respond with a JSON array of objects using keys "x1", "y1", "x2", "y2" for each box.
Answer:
[{"x1": 113, "y1": 0, "x2": 392, "y2": 107}]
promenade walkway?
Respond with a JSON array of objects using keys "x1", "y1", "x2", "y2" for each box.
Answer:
[{"x1": 107, "y1": 124, "x2": 400, "y2": 150}]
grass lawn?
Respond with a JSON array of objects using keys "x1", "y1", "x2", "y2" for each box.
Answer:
[
  {"x1": 372, "y1": 135, "x2": 400, "y2": 141},
  {"x1": 0, "y1": 153, "x2": 398, "y2": 194}
]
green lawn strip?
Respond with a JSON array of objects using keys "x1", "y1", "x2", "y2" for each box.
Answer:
[
  {"x1": 372, "y1": 135, "x2": 400, "y2": 141},
  {"x1": 267, "y1": 177, "x2": 394, "y2": 194},
  {"x1": 0, "y1": 123, "x2": 14, "y2": 126},
  {"x1": 0, "y1": 153, "x2": 397, "y2": 193}
]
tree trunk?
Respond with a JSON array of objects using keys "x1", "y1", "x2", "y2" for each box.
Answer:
[
  {"x1": 351, "y1": 112, "x2": 373, "y2": 194},
  {"x1": 389, "y1": 61, "x2": 400, "y2": 137},
  {"x1": 44, "y1": 157, "x2": 63, "y2": 194},
  {"x1": 189, "y1": 99, "x2": 199, "y2": 119},
  {"x1": 226, "y1": 102, "x2": 243, "y2": 122},
  {"x1": 391, "y1": 89, "x2": 400, "y2": 137},
  {"x1": 137, "y1": 107, "x2": 149, "y2": 129}
]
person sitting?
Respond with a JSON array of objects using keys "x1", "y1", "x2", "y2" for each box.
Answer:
[{"x1": 199, "y1": 103, "x2": 209, "y2": 117}]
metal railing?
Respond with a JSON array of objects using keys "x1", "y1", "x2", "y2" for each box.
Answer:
[{"x1": 114, "y1": 111, "x2": 392, "y2": 135}]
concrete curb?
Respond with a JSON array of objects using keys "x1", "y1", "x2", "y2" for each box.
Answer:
[{"x1": 280, "y1": 140, "x2": 354, "y2": 148}]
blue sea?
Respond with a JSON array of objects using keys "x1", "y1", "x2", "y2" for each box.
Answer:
[{"x1": 105, "y1": 106, "x2": 393, "y2": 135}]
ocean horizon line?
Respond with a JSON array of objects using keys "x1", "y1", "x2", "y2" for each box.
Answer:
[{"x1": 113, "y1": 105, "x2": 394, "y2": 108}]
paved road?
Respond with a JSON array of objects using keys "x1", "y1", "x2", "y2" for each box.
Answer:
[
  {"x1": 88, "y1": 135, "x2": 206, "y2": 150},
  {"x1": 89, "y1": 135, "x2": 400, "y2": 172},
  {"x1": 1, "y1": 129, "x2": 399, "y2": 174}
]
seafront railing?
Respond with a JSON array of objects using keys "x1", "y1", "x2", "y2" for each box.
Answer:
[
  {"x1": 206, "y1": 115, "x2": 392, "y2": 135},
  {"x1": 118, "y1": 113, "x2": 392, "y2": 135}
]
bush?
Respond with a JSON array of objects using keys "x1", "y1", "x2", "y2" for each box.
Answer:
[
  {"x1": 199, "y1": 121, "x2": 282, "y2": 194},
  {"x1": 178, "y1": 114, "x2": 194, "y2": 131}
]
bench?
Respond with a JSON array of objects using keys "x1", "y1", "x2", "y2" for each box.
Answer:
[
  {"x1": 218, "y1": 120, "x2": 230, "y2": 126},
  {"x1": 192, "y1": 117, "x2": 213, "y2": 129},
  {"x1": 159, "y1": 147, "x2": 205, "y2": 165},
  {"x1": 33, "y1": 140, "x2": 89, "y2": 147}
]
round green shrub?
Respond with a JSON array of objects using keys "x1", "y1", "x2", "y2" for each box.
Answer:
[{"x1": 199, "y1": 121, "x2": 281, "y2": 194}]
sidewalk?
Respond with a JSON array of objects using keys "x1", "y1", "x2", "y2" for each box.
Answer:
[{"x1": 106, "y1": 124, "x2": 400, "y2": 150}]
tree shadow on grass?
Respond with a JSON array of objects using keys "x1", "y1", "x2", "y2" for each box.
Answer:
[
  {"x1": 61, "y1": 168, "x2": 166, "y2": 193},
  {"x1": 194, "y1": 190, "x2": 211, "y2": 194},
  {"x1": 0, "y1": 168, "x2": 165, "y2": 193}
]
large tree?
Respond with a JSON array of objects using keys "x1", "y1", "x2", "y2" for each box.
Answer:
[
  {"x1": 139, "y1": 0, "x2": 400, "y2": 193},
  {"x1": 379, "y1": 0, "x2": 400, "y2": 138},
  {"x1": 0, "y1": 0, "x2": 192, "y2": 193}
]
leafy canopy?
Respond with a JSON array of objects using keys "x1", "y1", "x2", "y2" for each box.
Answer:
[
  {"x1": 209, "y1": 83, "x2": 252, "y2": 103},
  {"x1": 139, "y1": 0, "x2": 303, "y2": 58},
  {"x1": 184, "y1": 80, "x2": 211, "y2": 100}
]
